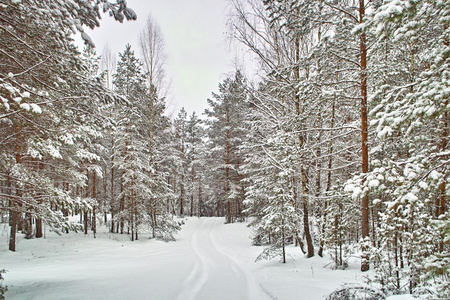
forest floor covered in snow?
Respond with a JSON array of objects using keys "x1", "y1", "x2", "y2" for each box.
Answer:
[{"x1": 1, "y1": 217, "x2": 371, "y2": 300}]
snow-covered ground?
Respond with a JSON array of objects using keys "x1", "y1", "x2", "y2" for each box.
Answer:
[{"x1": 1, "y1": 217, "x2": 368, "y2": 299}]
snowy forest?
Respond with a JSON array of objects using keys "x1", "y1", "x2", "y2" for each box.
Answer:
[{"x1": 0, "y1": 0, "x2": 449, "y2": 299}]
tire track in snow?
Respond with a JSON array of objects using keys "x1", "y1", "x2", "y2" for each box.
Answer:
[
  {"x1": 176, "y1": 218, "x2": 209, "y2": 300},
  {"x1": 208, "y1": 218, "x2": 273, "y2": 300},
  {"x1": 176, "y1": 218, "x2": 271, "y2": 300}
]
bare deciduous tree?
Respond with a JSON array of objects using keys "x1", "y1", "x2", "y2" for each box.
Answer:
[
  {"x1": 100, "y1": 44, "x2": 117, "y2": 89},
  {"x1": 139, "y1": 15, "x2": 169, "y2": 99}
]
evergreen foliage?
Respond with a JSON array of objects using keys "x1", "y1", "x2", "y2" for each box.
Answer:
[
  {"x1": 110, "y1": 44, "x2": 179, "y2": 241},
  {"x1": 0, "y1": 0, "x2": 136, "y2": 250},
  {"x1": 204, "y1": 71, "x2": 248, "y2": 222},
  {"x1": 230, "y1": 0, "x2": 449, "y2": 295},
  {"x1": 0, "y1": 269, "x2": 6, "y2": 300},
  {"x1": 0, "y1": 0, "x2": 177, "y2": 248},
  {"x1": 1, "y1": 0, "x2": 449, "y2": 297}
]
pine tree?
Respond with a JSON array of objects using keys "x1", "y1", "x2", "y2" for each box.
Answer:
[
  {"x1": 204, "y1": 71, "x2": 248, "y2": 222},
  {"x1": 112, "y1": 44, "x2": 150, "y2": 240},
  {"x1": 173, "y1": 108, "x2": 188, "y2": 216},
  {"x1": 185, "y1": 112, "x2": 205, "y2": 217},
  {"x1": 0, "y1": 0, "x2": 136, "y2": 251},
  {"x1": 357, "y1": 0, "x2": 450, "y2": 295},
  {"x1": 110, "y1": 44, "x2": 179, "y2": 241}
]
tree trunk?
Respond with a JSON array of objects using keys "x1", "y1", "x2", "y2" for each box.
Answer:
[
  {"x1": 9, "y1": 208, "x2": 17, "y2": 251},
  {"x1": 438, "y1": 29, "x2": 449, "y2": 224},
  {"x1": 190, "y1": 165, "x2": 195, "y2": 217},
  {"x1": 35, "y1": 217, "x2": 43, "y2": 238},
  {"x1": 111, "y1": 143, "x2": 116, "y2": 233},
  {"x1": 135, "y1": 200, "x2": 138, "y2": 241},
  {"x1": 282, "y1": 218, "x2": 286, "y2": 263},
  {"x1": 437, "y1": 99, "x2": 448, "y2": 252},
  {"x1": 84, "y1": 210, "x2": 89, "y2": 235},
  {"x1": 198, "y1": 177, "x2": 203, "y2": 217},
  {"x1": 7, "y1": 176, "x2": 12, "y2": 227},
  {"x1": 24, "y1": 209, "x2": 33, "y2": 239},
  {"x1": 318, "y1": 198, "x2": 328, "y2": 258},
  {"x1": 302, "y1": 171, "x2": 315, "y2": 258},
  {"x1": 319, "y1": 98, "x2": 335, "y2": 257},
  {"x1": 84, "y1": 171, "x2": 89, "y2": 235},
  {"x1": 225, "y1": 108, "x2": 231, "y2": 223},
  {"x1": 10, "y1": 147, "x2": 23, "y2": 251},
  {"x1": 120, "y1": 182, "x2": 125, "y2": 234},
  {"x1": 92, "y1": 171, "x2": 97, "y2": 238},
  {"x1": 292, "y1": 177, "x2": 306, "y2": 254},
  {"x1": 103, "y1": 167, "x2": 107, "y2": 224},
  {"x1": 293, "y1": 19, "x2": 314, "y2": 258},
  {"x1": 359, "y1": 0, "x2": 370, "y2": 272},
  {"x1": 180, "y1": 175, "x2": 185, "y2": 216},
  {"x1": 150, "y1": 197, "x2": 156, "y2": 239},
  {"x1": 131, "y1": 177, "x2": 135, "y2": 242}
]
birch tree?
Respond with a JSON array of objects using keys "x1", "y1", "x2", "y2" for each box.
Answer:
[{"x1": 139, "y1": 14, "x2": 169, "y2": 100}]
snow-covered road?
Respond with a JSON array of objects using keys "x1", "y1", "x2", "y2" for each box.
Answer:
[
  {"x1": 176, "y1": 218, "x2": 271, "y2": 300},
  {"x1": 1, "y1": 218, "x2": 272, "y2": 300},
  {"x1": 1, "y1": 217, "x2": 365, "y2": 299}
]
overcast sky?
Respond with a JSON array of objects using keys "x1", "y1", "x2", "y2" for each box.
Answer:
[{"x1": 84, "y1": 0, "x2": 238, "y2": 117}]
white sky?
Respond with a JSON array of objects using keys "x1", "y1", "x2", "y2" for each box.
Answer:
[{"x1": 83, "y1": 0, "x2": 239, "y2": 117}]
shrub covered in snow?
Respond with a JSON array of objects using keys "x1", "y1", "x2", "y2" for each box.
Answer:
[{"x1": 325, "y1": 286, "x2": 385, "y2": 300}]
